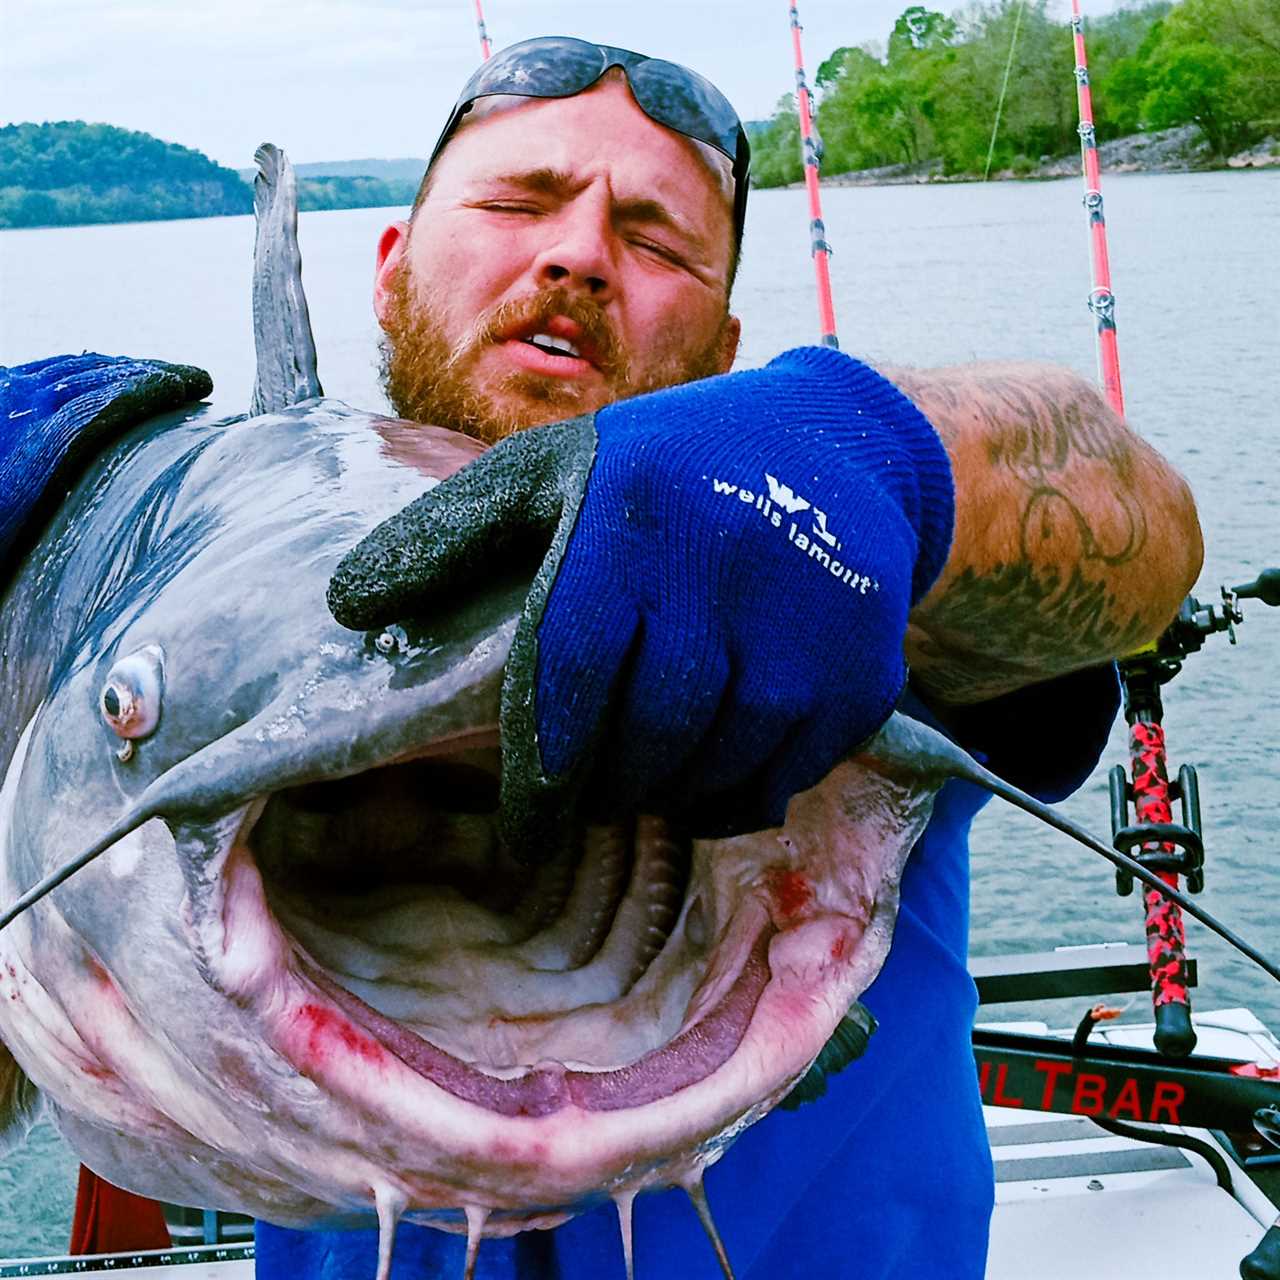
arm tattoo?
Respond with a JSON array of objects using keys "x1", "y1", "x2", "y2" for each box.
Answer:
[
  {"x1": 976, "y1": 373, "x2": 1146, "y2": 569},
  {"x1": 884, "y1": 365, "x2": 1193, "y2": 705}
]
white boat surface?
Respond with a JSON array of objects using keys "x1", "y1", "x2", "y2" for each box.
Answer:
[{"x1": 984, "y1": 1007, "x2": 1280, "y2": 1279}]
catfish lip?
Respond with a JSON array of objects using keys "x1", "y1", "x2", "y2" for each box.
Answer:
[
  {"x1": 218, "y1": 765, "x2": 777, "y2": 1109},
  {"x1": 295, "y1": 929, "x2": 773, "y2": 1117}
]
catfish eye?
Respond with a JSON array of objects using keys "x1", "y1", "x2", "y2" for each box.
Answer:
[{"x1": 100, "y1": 645, "x2": 165, "y2": 740}]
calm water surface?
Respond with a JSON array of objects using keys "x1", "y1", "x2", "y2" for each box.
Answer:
[{"x1": 1, "y1": 171, "x2": 1277, "y2": 1256}]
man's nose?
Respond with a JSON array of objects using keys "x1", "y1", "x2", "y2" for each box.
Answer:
[{"x1": 530, "y1": 198, "x2": 616, "y2": 299}]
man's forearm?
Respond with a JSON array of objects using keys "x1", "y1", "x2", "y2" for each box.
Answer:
[{"x1": 884, "y1": 362, "x2": 1203, "y2": 705}]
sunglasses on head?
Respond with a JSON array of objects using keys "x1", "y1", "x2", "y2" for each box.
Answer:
[{"x1": 421, "y1": 36, "x2": 751, "y2": 246}]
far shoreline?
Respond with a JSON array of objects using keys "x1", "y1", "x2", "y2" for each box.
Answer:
[
  {"x1": 767, "y1": 125, "x2": 1280, "y2": 192},
  {"x1": 0, "y1": 202, "x2": 414, "y2": 235}
]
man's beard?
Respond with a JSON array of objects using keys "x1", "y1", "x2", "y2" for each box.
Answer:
[{"x1": 380, "y1": 269, "x2": 730, "y2": 445}]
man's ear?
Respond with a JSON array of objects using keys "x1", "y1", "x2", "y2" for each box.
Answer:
[
  {"x1": 716, "y1": 314, "x2": 742, "y2": 374},
  {"x1": 373, "y1": 220, "x2": 410, "y2": 328}
]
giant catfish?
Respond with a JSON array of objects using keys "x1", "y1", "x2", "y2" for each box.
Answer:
[{"x1": 0, "y1": 146, "x2": 1204, "y2": 1278}]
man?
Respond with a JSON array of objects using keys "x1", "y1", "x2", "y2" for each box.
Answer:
[{"x1": 266, "y1": 36, "x2": 1202, "y2": 1280}]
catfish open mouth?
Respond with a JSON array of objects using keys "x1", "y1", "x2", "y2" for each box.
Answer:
[
  {"x1": 242, "y1": 746, "x2": 772, "y2": 1108},
  {"x1": 170, "y1": 728, "x2": 905, "y2": 1228}
]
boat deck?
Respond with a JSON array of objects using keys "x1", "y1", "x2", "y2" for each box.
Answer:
[
  {"x1": 986, "y1": 1007, "x2": 1279, "y2": 1279},
  {"x1": 988, "y1": 1107, "x2": 1270, "y2": 1278}
]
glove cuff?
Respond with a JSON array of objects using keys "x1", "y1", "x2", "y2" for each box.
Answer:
[{"x1": 764, "y1": 346, "x2": 955, "y2": 605}]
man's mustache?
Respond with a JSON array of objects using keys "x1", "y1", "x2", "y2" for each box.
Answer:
[{"x1": 448, "y1": 288, "x2": 628, "y2": 383}]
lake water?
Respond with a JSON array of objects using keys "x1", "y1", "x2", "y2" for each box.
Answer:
[{"x1": 1, "y1": 170, "x2": 1278, "y2": 1256}]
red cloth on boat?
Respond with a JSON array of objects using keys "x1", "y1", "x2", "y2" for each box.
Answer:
[{"x1": 70, "y1": 1165, "x2": 171, "y2": 1255}]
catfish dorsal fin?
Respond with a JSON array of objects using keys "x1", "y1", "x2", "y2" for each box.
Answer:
[
  {"x1": 250, "y1": 143, "x2": 323, "y2": 415},
  {"x1": 0, "y1": 1041, "x2": 41, "y2": 1154}
]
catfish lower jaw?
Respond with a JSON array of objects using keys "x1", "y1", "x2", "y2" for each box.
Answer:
[
  {"x1": 296, "y1": 929, "x2": 774, "y2": 1118},
  {"x1": 257, "y1": 912, "x2": 862, "y2": 1216}
]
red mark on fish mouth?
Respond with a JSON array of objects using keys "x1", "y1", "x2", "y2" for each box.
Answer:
[
  {"x1": 766, "y1": 869, "x2": 814, "y2": 920},
  {"x1": 295, "y1": 1003, "x2": 388, "y2": 1069}
]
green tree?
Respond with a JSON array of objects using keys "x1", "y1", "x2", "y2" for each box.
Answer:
[
  {"x1": 1143, "y1": 0, "x2": 1279, "y2": 149},
  {"x1": 0, "y1": 122, "x2": 251, "y2": 228},
  {"x1": 888, "y1": 5, "x2": 957, "y2": 60},
  {"x1": 1141, "y1": 41, "x2": 1253, "y2": 154},
  {"x1": 815, "y1": 46, "x2": 857, "y2": 89},
  {"x1": 748, "y1": 95, "x2": 804, "y2": 187},
  {"x1": 746, "y1": 0, "x2": 1272, "y2": 188},
  {"x1": 1087, "y1": 4, "x2": 1171, "y2": 137}
]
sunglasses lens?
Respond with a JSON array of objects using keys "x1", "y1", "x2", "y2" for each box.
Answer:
[
  {"x1": 466, "y1": 36, "x2": 604, "y2": 101},
  {"x1": 627, "y1": 58, "x2": 742, "y2": 161}
]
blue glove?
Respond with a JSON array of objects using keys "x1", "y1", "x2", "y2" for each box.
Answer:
[
  {"x1": 329, "y1": 346, "x2": 953, "y2": 856},
  {"x1": 1, "y1": 353, "x2": 212, "y2": 571}
]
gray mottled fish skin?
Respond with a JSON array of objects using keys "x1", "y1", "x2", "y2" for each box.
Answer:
[{"x1": 0, "y1": 403, "x2": 522, "y2": 1206}]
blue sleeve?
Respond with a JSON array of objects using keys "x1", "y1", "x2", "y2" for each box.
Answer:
[
  {"x1": 915, "y1": 662, "x2": 1122, "y2": 803},
  {"x1": 1, "y1": 353, "x2": 210, "y2": 576}
]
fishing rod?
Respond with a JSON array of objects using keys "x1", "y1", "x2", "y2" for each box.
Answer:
[
  {"x1": 472, "y1": 0, "x2": 492, "y2": 60},
  {"x1": 787, "y1": 0, "x2": 838, "y2": 348},
  {"x1": 1069, "y1": 3, "x2": 1280, "y2": 1063},
  {"x1": 1069, "y1": 0, "x2": 1198, "y2": 1059},
  {"x1": 1070, "y1": 0, "x2": 1122, "y2": 414}
]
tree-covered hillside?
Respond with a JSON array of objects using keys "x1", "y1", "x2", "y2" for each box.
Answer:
[
  {"x1": 295, "y1": 175, "x2": 420, "y2": 212},
  {"x1": 0, "y1": 122, "x2": 252, "y2": 229},
  {"x1": 751, "y1": 0, "x2": 1279, "y2": 185}
]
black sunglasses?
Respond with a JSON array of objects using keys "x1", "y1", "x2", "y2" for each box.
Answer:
[{"x1": 421, "y1": 36, "x2": 751, "y2": 247}]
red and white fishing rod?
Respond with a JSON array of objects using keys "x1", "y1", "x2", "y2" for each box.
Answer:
[
  {"x1": 1071, "y1": 1, "x2": 1196, "y2": 1057},
  {"x1": 788, "y1": 0, "x2": 838, "y2": 348},
  {"x1": 473, "y1": 0, "x2": 492, "y2": 60},
  {"x1": 1070, "y1": 0, "x2": 1122, "y2": 415}
]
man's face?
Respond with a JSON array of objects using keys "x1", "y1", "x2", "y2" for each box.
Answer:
[{"x1": 373, "y1": 75, "x2": 741, "y2": 442}]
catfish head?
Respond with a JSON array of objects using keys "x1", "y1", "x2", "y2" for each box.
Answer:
[{"x1": 0, "y1": 401, "x2": 962, "y2": 1262}]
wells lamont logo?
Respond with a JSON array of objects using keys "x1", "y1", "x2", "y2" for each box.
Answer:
[{"x1": 706, "y1": 471, "x2": 880, "y2": 595}]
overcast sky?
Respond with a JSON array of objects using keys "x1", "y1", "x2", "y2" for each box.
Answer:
[{"x1": 2, "y1": 0, "x2": 1128, "y2": 169}]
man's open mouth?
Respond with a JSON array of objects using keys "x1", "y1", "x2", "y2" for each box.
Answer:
[
  {"x1": 496, "y1": 313, "x2": 608, "y2": 377},
  {"x1": 521, "y1": 333, "x2": 583, "y2": 362}
]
